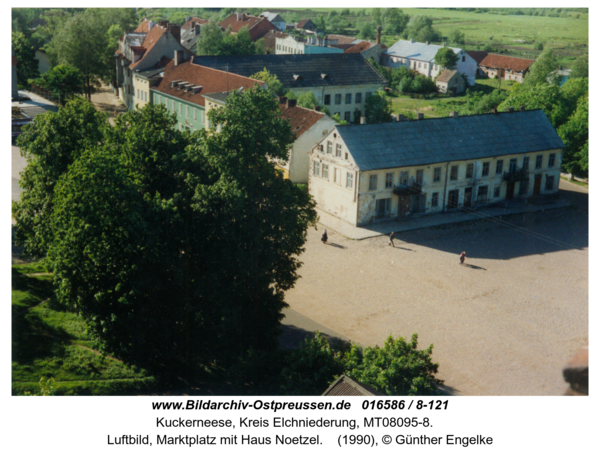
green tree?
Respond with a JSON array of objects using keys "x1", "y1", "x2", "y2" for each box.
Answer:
[
  {"x1": 383, "y1": 8, "x2": 408, "y2": 35},
  {"x1": 404, "y1": 15, "x2": 441, "y2": 43},
  {"x1": 371, "y1": 8, "x2": 384, "y2": 27},
  {"x1": 450, "y1": 29, "x2": 466, "y2": 45},
  {"x1": 434, "y1": 47, "x2": 459, "y2": 69},
  {"x1": 343, "y1": 334, "x2": 443, "y2": 395},
  {"x1": 12, "y1": 31, "x2": 39, "y2": 86},
  {"x1": 197, "y1": 23, "x2": 262, "y2": 56},
  {"x1": 359, "y1": 22, "x2": 376, "y2": 40},
  {"x1": 35, "y1": 64, "x2": 84, "y2": 104},
  {"x1": 13, "y1": 98, "x2": 109, "y2": 257},
  {"x1": 316, "y1": 15, "x2": 327, "y2": 33},
  {"x1": 250, "y1": 68, "x2": 284, "y2": 96},
  {"x1": 365, "y1": 90, "x2": 393, "y2": 123},
  {"x1": 524, "y1": 49, "x2": 561, "y2": 86},
  {"x1": 570, "y1": 54, "x2": 588, "y2": 79},
  {"x1": 558, "y1": 96, "x2": 588, "y2": 177}
]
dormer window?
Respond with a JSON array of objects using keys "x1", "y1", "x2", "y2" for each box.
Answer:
[{"x1": 293, "y1": 74, "x2": 302, "y2": 81}]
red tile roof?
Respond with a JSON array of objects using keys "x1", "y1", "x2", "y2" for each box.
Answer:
[
  {"x1": 279, "y1": 102, "x2": 325, "y2": 138},
  {"x1": 345, "y1": 41, "x2": 373, "y2": 54},
  {"x1": 135, "y1": 19, "x2": 154, "y2": 33},
  {"x1": 219, "y1": 13, "x2": 277, "y2": 41},
  {"x1": 130, "y1": 25, "x2": 168, "y2": 70},
  {"x1": 466, "y1": 50, "x2": 488, "y2": 64},
  {"x1": 181, "y1": 17, "x2": 208, "y2": 30},
  {"x1": 479, "y1": 54, "x2": 535, "y2": 72},
  {"x1": 153, "y1": 60, "x2": 262, "y2": 107}
]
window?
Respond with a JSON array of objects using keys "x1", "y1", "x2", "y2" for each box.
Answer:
[
  {"x1": 385, "y1": 172, "x2": 393, "y2": 188},
  {"x1": 494, "y1": 185, "x2": 500, "y2": 198},
  {"x1": 523, "y1": 156, "x2": 529, "y2": 171},
  {"x1": 313, "y1": 161, "x2": 320, "y2": 176},
  {"x1": 535, "y1": 155, "x2": 543, "y2": 169},
  {"x1": 354, "y1": 111, "x2": 361, "y2": 123},
  {"x1": 324, "y1": 94, "x2": 331, "y2": 105},
  {"x1": 346, "y1": 172, "x2": 353, "y2": 188},
  {"x1": 335, "y1": 144, "x2": 342, "y2": 157},
  {"x1": 137, "y1": 89, "x2": 139, "y2": 99},
  {"x1": 548, "y1": 153, "x2": 556, "y2": 168},
  {"x1": 519, "y1": 180, "x2": 528, "y2": 195},
  {"x1": 322, "y1": 164, "x2": 329, "y2": 179},
  {"x1": 194, "y1": 108, "x2": 197, "y2": 121},
  {"x1": 186, "y1": 105, "x2": 189, "y2": 118},
  {"x1": 433, "y1": 167, "x2": 441, "y2": 182},
  {"x1": 179, "y1": 103, "x2": 182, "y2": 115},
  {"x1": 509, "y1": 158, "x2": 517, "y2": 173},
  {"x1": 344, "y1": 152, "x2": 348, "y2": 160},
  {"x1": 399, "y1": 171, "x2": 408, "y2": 185},
  {"x1": 326, "y1": 141, "x2": 332, "y2": 154},
  {"x1": 482, "y1": 162, "x2": 490, "y2": 176},
  {"x1": 164, "y1": 97, "x2": 168, "y2": 107},
  {"x1": 496, "y1": 159, "x2": 503, "y2": 175},
  {"x1": 463, "y1": 163, "x2": 473, "y2": 179},
  {"x1": 369, "y1": 174, "x2": 378, "y2": 191},
  {"x1": 462, "y1": 55, "x2": 465, "y2": 62},
  {"x1": 345, "y1": 93, "x2": 352, "y2": 104},
  {"x1": 432, "y1": 192, "x2": 439, "y2": 207},
  {"x1": 344, "y1": 111, "x2": 351, "y2": 121},
  {"x1": 376, "y1": 198, "x2": 391, "y2": 218},
  {"x1": 334, "y1": 168, "x2": 340, "y2": 183},
  {"x1": 416, "y1": 169, "x2": 424, "y2": 185},
  {"x1": 545, "y1": 175, "x2": 555, "y2": 191},
  {"x1": 447, "y1": 190, "x2": 459, "y2": 209},
  {"x1": 450, "y1": 165, "x2": 458, "y2": 181},
  {"x1": 335, "y1": 94, "x2": 342, "y2": 105},
  {"x1": 477, "y1": 186, "x2": 488, "y2": 203},
  {"x1": 355, "y1": 93, "x2": 362, "y2": 103},
  {"x1": 418, "y1": 62, "x2": 421, "y2": 68}
]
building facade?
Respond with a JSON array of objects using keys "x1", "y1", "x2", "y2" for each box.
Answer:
[
  {"x1": 260, "y1": 12, "x2": 286, "y2": 31},
  {"x1": 477, "y1": 54, "x2": 535, "y2": 83},
  {"x1": 275, "y1": 35, "x2": 344, "y2": 55},
  {"x1": 309, "y1": 109, "x2": 564, "y2": 226}
]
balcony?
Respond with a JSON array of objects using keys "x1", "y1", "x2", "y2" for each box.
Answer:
[
  {"x1": 393, "y1": 178, "x2": 422, "y2": 196},
  {"x1": 503, "y1": 167, "x2": 529, "y2": 183}
]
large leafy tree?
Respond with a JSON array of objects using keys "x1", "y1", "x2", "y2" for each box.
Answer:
[
  {"x1": 25, "y1": 89, "x2": 316, "y2": 374},
  {"x1": 35, "y1": 64, "x2": 84, "y2": 103},
  {"x1": 12, "y1": 31, "x2": 40, "y2": 85},
  {"x1": 558, "y1": 96, "x2": 588, "y2": 177},
  {"x1": 570, "y1": 54, "x2": 588, "y2": 79},
  {"x1": 523, "y1": 49, "x2": 561, "y2": 86},
  {"x1": 365, "y1": 90, "x2": 393, "y2": 124},
  {"x1": 197, "y1": 22, "x2": 262, "y2": 56},
  {"x1": 13, "y1": 98, "x2": 108, "y2": 257},
  {"x1": 250, "y1": 68, "x2": 283, "y2": 96},
  {"x1": 383, "y1": 8, "x2": 409, "y2": 35},
  {"x1": 434, "y1": 47, "x2": 459, "y2": 69},
  {"x1": 404, "y1": 15, "x2": 441, "y2": 43}
]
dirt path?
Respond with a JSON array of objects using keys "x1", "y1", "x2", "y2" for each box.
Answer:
[
  {"x1": 90, "y1": 85, "x2": 127, "y2": 125},
  {"x1": 285, "y1": 180, "x2": 588, "y2": 395}
]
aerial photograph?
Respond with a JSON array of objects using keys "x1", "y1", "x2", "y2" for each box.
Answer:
[{"x1": 11, "y1": 7, "x2": 588, "y2": 397}]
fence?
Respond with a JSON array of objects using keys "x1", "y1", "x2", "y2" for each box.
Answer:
[{"x1": 28, "y1": 84, "x2": 80, "y2": 105}]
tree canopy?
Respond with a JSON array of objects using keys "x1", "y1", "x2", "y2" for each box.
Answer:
[
  {"x1": 523, "y1": 49, "x2": 561, "y2": 86},
  {"x1": 12, "y1": 31, "x2": 40, "y2": 86},
  {"x1": 250, "y1": 68, "x2": 284, "y2": 96},
  {"x1": 34, "y1": 64, "x2": 84, "y2": 103},
  {"x1": 365, "y1": 90, "x2": 393, "y2": 124},
  {"x1": 15, "y1": 90, "x2": 317, "y2": 374},
  {"x1": 404, "y1": 15, "x2": 441, "y2": 43},
  {"x1": 197, "y1": 22, "x2": 263, "y2": 56},
  {"x1": 434, "y1": 47, "x2": 459, "y2": 69}
]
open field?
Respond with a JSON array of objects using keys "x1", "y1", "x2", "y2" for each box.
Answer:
[
  {"x1": 11, "y1": 263, "x2": 156, "y2": 395},
  {"x1": 284, "y1": 180, "x2": 588, "y2": 395}
]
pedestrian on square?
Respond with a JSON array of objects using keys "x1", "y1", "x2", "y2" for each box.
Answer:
[
  {"x1": 321, "y1": 229, "x2": 328, "y2": 244},
  {"x1": 459, "y1": 251, "x2": 466, "y2": 265},
  {"x1": 389, "y1": 231, "x2": 395, "y2": 247}
]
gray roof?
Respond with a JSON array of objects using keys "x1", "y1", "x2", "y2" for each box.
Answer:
[
  {"x1": 385, "y1": 39, "x2": 462, "y2": 62},
  {"x1": 192, "y1": 54, "x2": 386, "y2": 89},
  {"x1": 338, "y1": 110, "x2": 564, "y2": 171},
  {"x1": 436, "y1": 69, "x2": 459, "y2": 83},
  {"x1": 261, "y1": 12, "x2": 284, "y2": 23}
]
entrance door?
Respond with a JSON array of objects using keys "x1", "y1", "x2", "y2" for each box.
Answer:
[
  {"x1": 397, "y1": 196, "x2": 411, "y2": 217},
  {"x1": 533, "y1": 174, "x2": 542, "y2": 196},
  {"x1": 506, "y1": 182, "x2": 515, "y2": 200},
  {"x1": 464, "y1": 187, "x2": 472, "y2": 207},
  {"x1": 447, "y1": 190, "x2": 459, "y2": 209}
]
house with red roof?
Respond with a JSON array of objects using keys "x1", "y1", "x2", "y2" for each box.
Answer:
[
  {"x1": 219, "y1": 13, "x2": 277, "y2": 42},
  {"x1": 116, "y1": 19, "x2": 192, "y2": 110},
  {"x1": 476, "y1": 53, "x2": 535, "y2": 83}
]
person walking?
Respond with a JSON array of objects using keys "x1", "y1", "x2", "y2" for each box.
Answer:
[
  {"x1": 459, "y1": 251, "x2": 466, "y2": 265},
  {"x1": 389, "y1": 231, "x2": 395, "y2": 247},
  {"x1": 321, "y1": 229, "x2": 328, "y2": 244}
]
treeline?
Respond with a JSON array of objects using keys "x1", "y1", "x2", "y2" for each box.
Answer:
[{"x1": 451, "y1": 8, "x2": 586, "y2": 18}]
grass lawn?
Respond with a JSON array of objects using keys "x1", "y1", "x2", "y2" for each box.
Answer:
[
  {"x1": 12, "y1": 262, "x2": 156, "y2": 395},
  {"x1": 560, "y1": 176, "x2": 588, "y2": 188}
]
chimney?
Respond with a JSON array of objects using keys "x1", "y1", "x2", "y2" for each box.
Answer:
[
  {"x1": 426, "y1": 41, "x2": 429, "y2": 45},
  {"x1": 195, "y1": 24, "x2": 201, "y2": 36},
  {"x1": 410, "y1": 39, "x2": 414, "y2": 44},
  {"x1": 279, "y1": 96, "x2": 287, "y2": 104},
  {"x1": 360, "y1": 117, "x2": 366, "y2": 124},
  {"x1": 314, "y1": 105, "x2": 321, "y2": 112},
  {"x1": 236, "y1": 13, "x2": 241, "y2": 21},
  {"x1": 159, "y1": 20, "x2": 169, "y2": 28},
  {"x1": 169, "y1": 25, "x2": 181, "y2": 43},
  {"x1": 491, "y1": 108, "x2": 497, "y2": 114},
  {"x1": 450, "y1": 111, "x2": 458, "y2": 118},
  {"x1": 241, "y1": 13, "x2": 247, "y2": 21},
  {"x1": 417, "y1": 113, "x2": 424, "y2": 120},
  {"x1": 286, "y1": 98, "x2": 297, "y2": 108},
  {"x1": 507, "y1": 107, "x2": 514, "y2": 113},
  {"x1": 186, "y1": 16, "x2": 192, "y2": 23},
  {"x1": 519, "y1": 106, "x2": 525, "y2": 112},
  {"x1": 376, "y1": 25, "x2": 382, "y2": 45},
  {"x1": 174, "y1": 50, "x2": 183, "y2": 66}
]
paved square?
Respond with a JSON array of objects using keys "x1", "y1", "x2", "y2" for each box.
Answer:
[{"x1": 285, "y1": 180, "x2": 588, "y2": 395}]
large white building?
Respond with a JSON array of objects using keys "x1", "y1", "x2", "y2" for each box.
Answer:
[
  {"x1": 309, "y1": 109, "x2": 564, "y2": 226},
  {"x1": 383, "y1": 39, "x2": 477, "y2": 86}
]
